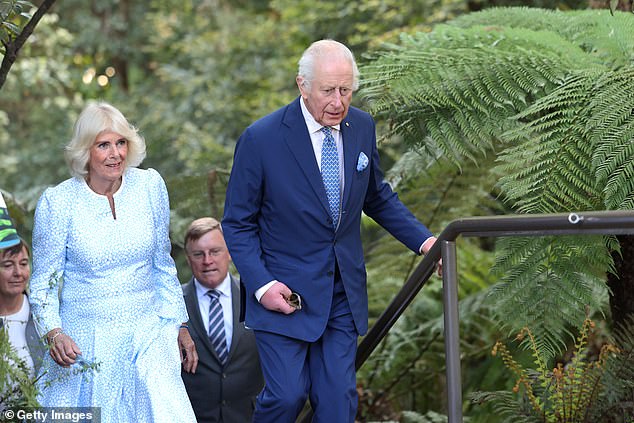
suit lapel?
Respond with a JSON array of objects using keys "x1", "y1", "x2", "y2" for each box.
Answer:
[
  {"x1": 341, "y1": 116, "x2": 360, "y2": 212},
  {"x1": 283, "y1": 97, "x2": 332, "y2": 217},
  {"x1": 184, "y1": 279, "x2": 219, "y2": 361},
  {"x1": 227, "y1": 275, "x2": 243, "y2": 361}
]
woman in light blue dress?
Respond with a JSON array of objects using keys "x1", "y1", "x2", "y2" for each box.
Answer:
[{"x1": 29, "y1": 102, "x2": 197, "y2": 422}]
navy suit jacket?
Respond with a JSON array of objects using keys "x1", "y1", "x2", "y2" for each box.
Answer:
[{"x1": 222, "y1": 97, "x2": 432, "y2": 341}]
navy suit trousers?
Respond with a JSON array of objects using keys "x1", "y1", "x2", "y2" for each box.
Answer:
[{"x1": 253, "y1": 271, "x2": 358, "y2": 423}]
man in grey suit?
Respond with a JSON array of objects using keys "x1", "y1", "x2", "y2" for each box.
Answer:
[{"x1": 181, "y1": 217, "x2": 264, "y2": 423}]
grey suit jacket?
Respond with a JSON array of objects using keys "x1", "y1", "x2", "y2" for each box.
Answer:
[
  {"x1": 181, "y1": 275, "x2": 264, "y2": 423},
  {"x1": 26, "y1": 310, "x2": 46, "y2": 372}
]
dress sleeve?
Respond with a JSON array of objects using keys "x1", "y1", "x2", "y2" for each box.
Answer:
[
  {"x1": 147, "y1": 168, "x2": 189, "y2": 323},
  {"x1": 29, "y1": 188, "x2": 67, "y2": 337}
]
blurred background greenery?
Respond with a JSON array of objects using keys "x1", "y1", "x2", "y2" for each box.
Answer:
[{"x1": 2, "y1": 0, "x2": 634, "y2": 421}]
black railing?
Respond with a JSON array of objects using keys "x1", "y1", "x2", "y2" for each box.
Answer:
[{"x1": 300, "y1": 210, "x2": 634, "y2": 423}]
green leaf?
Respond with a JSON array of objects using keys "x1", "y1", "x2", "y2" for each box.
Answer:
[{"x1": 2, "y1": 20, "x2": 20, "y2": 35}]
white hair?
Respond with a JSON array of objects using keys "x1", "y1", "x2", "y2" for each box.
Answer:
[
  {"x1": 65, "y1": 101, "x2": 146, "y2": 178},
  {"x1": 297, "y1": 39, "x2": 360, "y2": 91}
]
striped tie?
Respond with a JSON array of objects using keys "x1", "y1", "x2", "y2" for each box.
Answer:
[
  {"x1": 321, "y1": 126, "x2": 340, "y2": 228},
  {"x1": 207, "y1": 290, "x2": 228, "y2": 365}
]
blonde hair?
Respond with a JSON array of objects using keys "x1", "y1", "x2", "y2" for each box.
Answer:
[
  {"x1": 65, "y1": 101, "x2": 147, "y2": 178},
  {"x1": 184, "y1": 217, "x2": 222, "y2": 253}
]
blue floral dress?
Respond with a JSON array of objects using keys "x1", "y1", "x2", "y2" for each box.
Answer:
[{"x1": 29, "y1": 167, "x2": 196, "y2": 422}]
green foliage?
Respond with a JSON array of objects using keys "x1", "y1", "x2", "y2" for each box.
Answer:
[
  {"x1": 0, "y1": 327, "x2": 39, "y2": 408},
  {"x1": 360, "y1": 262, "x2": 503, "y2": 419},
  {"x1": 591, "y1": 316, "x2": 634, "y2": 421},
  {"x1": 0, "y1": 12, "x2": 84, "y2": 204},
  {"x1": 451, "y1": 8, "x2": 634, "y2": 68},
  {"x1": 490, "y1": 235, "x2": 612, "y2": 355},
  {"x1": 361, "y1": 7, "x2": 634, "y2": 355},
  {"x1": 1, "y1": 2, "x2": 622, "y2": 422},
  {"x1": 0, "y1": 0, "x2": 33, "y2": 54},
  {"x1": 477, "y1": 315, "x2": 633, "y2": 422},
  {"x1": 400, "y1": 410, "x2": 453, "y2": 422}
]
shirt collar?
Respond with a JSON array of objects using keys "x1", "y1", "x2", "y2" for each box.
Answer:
[
  {"x1": 299, "y1": 96, "x2": 341, "y2": 135},
  {"x1": 194, "y1": 273, "x2": 232, "y2": 300}
]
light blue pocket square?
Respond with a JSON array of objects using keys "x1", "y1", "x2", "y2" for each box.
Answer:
[{"x1": 356, "y1": 152, "x2": 369, "y2": 172}]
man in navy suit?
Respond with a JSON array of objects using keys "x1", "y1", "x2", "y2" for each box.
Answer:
[{"x1": 222, "y1": 39, "x2": 437, "y2": 423}]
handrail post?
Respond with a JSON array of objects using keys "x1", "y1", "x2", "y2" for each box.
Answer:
[{"x1": 442, "y1": 240, "x2": 463, "y2": 423}]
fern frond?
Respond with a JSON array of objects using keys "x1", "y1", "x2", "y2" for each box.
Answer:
[
  {"x1": 591, "y1": 316, "x2": 634, "y2": 421},
  {"x1": 489, "y1": 236, "x2": 611, "y2": 357},
  {"x1": 361, "y1": 25, "x2": 586, "y2": 169},
  {"x1": 587, "y1": 67, "x2": 634, "y2": 210},
  {"x1": 469, "y1": 390, "x2": 543, "y2": 423},
  {"x1": 497, "y1": 73, "x2": 603, "y2": 213},
  {"x1": 452, "y1": 7, "x2": 634, "y2": 69}
]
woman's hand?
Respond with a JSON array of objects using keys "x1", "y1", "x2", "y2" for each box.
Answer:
[
  {"x1": 46, "y1": 328, "x2": 82, "y2": 367},
  {"x1": 179, "y1": 325, "x2": 198, "y2": 374}
]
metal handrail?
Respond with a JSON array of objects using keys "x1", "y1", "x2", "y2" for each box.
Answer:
[{"x1": 301, "y1": 210, "x2": 634, "y2": 423}]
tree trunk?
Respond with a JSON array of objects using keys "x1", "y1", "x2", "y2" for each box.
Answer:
[
  {"x1": 0, "y1": 0, "x2": 57, "y2": 90},
  {"x1": 607, "y1": 235, "x2": 634, "y2": 329}
]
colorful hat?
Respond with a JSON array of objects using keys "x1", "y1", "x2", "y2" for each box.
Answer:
[{"x1": 0, "y1": 192, "x2": 20, "y2": 249}]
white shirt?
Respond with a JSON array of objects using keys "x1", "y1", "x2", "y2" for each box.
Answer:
[
  {"x1": 300, "y1": 96, "x2": 345, "y2": 188},
  {"x1": 1, "y1": 294, "x2": 34, "y2": 376},
  {"x1": 194, "y1": 274, "x2": 234, "y2": 351}
]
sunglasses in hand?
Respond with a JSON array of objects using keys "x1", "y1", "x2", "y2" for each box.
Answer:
[{"x1": 286, "y1": 292, "x2": 302, "y2": 310}]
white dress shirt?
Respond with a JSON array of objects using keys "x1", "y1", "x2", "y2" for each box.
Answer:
[
  {"x1": 300, "y1": 96, "x2": 345, "y2": 188},
  {"x1": 194, "y1": 274, "x2": 234, "y2": 351},
  {"x1": 2, "y1": 294, "x2": 34, "y2": 376}
]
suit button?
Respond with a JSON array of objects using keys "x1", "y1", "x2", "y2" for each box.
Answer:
[
  {"x1": 222, "y1": 373, "x2": 227, "y2": 379},
  {"x1": 327, "y1": 271, "x2": 333, "y2": 277}
]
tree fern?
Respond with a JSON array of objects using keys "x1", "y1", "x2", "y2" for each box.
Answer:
[
  {"x1": 588, "y1": 67, "x2": 634, "y2": 210},
  {"x1": 499, "y1": 73, "x2": 603, "y2": 213},
  {"x1": 360, "y1": 7, "x2": 634, "y2": 356},
  {"x1": 452, "y1": 8, "x2": 634, "y2": 65}
]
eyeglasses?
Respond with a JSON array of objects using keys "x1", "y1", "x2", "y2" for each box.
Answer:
[{"x1": 189, "y1": 249, "x2": 226, "y2": 260}]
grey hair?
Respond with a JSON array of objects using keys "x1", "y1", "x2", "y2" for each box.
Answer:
[
  {"x1": 65, "y1": 101, "x2": 146, "y2": 178},
  {"x1": 297, "y1": 39, "x2": 360, "y2": 91}
]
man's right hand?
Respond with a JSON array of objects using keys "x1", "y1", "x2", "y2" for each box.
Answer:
[{"x1": 260, "y1": 281, "x2": 297, "y2": 314}]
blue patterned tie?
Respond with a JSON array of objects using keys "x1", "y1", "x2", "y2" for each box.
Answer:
[
  {"x1": 207, "y1": 290, "x2": 228, "y2": 365},
  {"x1": 321, "y1": 126, "x2": 340, "y2": 228}
]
